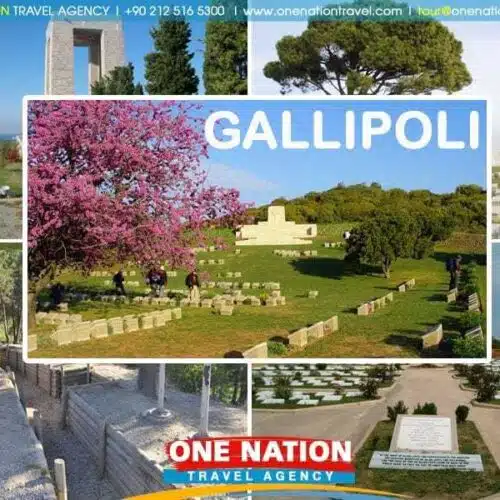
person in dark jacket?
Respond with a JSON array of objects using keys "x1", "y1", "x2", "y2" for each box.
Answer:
[
  {"x1": 113, "y1": 269, "x2": 126, "y2": 295},
  {"x1": 158, "y1": 266, "x2": 168, "y2": 297},
  {"x1": 185, "y1": 270, "x2": 201, "y2": 302}
]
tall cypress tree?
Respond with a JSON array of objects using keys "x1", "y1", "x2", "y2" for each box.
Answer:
[
  {"x1": 145, "y1": 17, "x2": 199, "y2": 95},
  {"x1": 203, "y1": 0, "x2": 247, "y2": 95},
  {"x1": 91, "y1": 63, "x2": 144, "y2": 95}
]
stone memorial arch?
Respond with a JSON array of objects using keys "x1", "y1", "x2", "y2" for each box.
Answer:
[{"x1": 45, "y1": 20, "x2": 125, "y2": 94}]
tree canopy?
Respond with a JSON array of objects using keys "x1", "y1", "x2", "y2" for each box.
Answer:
[
  {"x1": 345, "y1": 211, "x2": 453, "y2": 277},
  {"x1": 251, "y1": 183, "x2": 486, "y2": 232},
  {"x1": 204, "y1": 0, "x2": 248, "y2": 95},
  {"x1": 91, "y1": 63, "x2": 144, "y2": 95},
  {"x1": 145, "y1": 17, "x2": 199, "y2": 95},
  {"x1": 0, "y1": 246, "x2": 22, "y2": 344},
  {"x1": 264, "y1": 0, "x2": 471, "y2": 95},
  {"x1": 28, "y1": 101, "x2": 246, "y2": 290}
]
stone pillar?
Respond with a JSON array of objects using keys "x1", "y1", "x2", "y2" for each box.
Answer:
[
  {"x1": 44, "y1": 20, "x2": 125, "y2": 95},
  {"x1": 137, "y1": 365, "x2": 159, "y2": 399}
]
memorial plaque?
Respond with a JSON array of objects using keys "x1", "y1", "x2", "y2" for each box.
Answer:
[
  {"x1": 369, "y1": 451, "x2": 483, "y2": 472},
  {"x1": 390, "y1": 415, "x2": 458, "y2": 453}
]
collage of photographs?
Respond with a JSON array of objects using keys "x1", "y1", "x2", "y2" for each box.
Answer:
[{"x1": 1, "y1": 1, "x2": 500, "y2": 499}]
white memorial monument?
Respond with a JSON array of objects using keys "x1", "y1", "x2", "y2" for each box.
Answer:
[
  {"x1": 369, "y1": 415, "x2": 483, "y2": 472},
  {"x1": 236, "y1": 206, "x2": 317, "y2": 246}
]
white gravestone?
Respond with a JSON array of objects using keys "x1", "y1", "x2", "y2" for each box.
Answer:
[{"x1": 236, "y1": 206, "x2": 317, "y2": 246}]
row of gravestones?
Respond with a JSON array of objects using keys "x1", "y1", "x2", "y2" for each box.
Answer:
[
  {"x1": 50, "y1": 308, "x2": 182, "y2": 346},
  {"x1": 273, "y1": 249, "x2": 319, "y2": 258},
  {"x1": 90, "y1": 270, "x2": 178, "y2": 277},
  {"x1": 198, "y1": 259, "x2": 225, "y2": 265},
  {"x1": 192, "y1": 246, "x2": 220, "y2": 253},
  {"x1": 397, "y1": 278, "x2": 416, "y2": 292},
  {"x1": 324, "y1": 242, "x2": 344, "y2": 248},
  {"x1": 180, "y1": 291, "x2": 287, "y2": 315},
  {"x1": 201, "y1": 281, "x2": 280, "y2": 290},
  {"x1": 357, "y1": 292, "x2": 394, "y2": 316},
  {"x1": 255, "y1": 389, "x2": 364, "y2": 406},
  {"x1": 217, "y1": 272, "x2": 243, "y2": 278}
]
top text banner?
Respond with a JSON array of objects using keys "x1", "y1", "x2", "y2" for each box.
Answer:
[{"x1": 3, "y1": 0, "x2": 500, "y2": 22}]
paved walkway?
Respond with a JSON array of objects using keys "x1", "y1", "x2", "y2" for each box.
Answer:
[{"x1": 254, "y1": 367, "x2": 500, "y2": 467}]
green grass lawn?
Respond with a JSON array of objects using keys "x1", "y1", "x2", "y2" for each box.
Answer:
[
  {"x1": 30, "y1": 227, "x2": 486, "y2": 359},
  {"x1": 0, "y1": 162, "x2": 22, "y2": 196},
  {"x1": 355, "y1": 420, "x2": 500, "y2": 499}
]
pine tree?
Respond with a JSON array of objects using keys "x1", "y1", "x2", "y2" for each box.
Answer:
[
  {"x1": 203, "y1": 0, "x2": 247, "y2": 95},
  {"x1": 91, "y1": 63, "x2": 143, "y2": 95},
  {"x1": 145, "y1": 17, "x2": 199, "y2": 95}
]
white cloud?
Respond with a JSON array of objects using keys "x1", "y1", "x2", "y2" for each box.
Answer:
[{"x1": 205, "y1": 162, "x2": 279, "y2": 203}]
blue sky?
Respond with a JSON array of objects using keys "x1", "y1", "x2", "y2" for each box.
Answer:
[
  {"x1": 201, "y1": 99, "x2": 486, "y2": 205},
  {"x1": 252, "y1": 22, "x2": 500, "y2": 163},
  {"x1": 0, "y1": 17, "x2": 206, "y2": 134}
]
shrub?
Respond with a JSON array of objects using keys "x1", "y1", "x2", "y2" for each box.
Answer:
[
  {"x1": 253, "y1": 375, "x2": 264, "y2": 386},
  {"x1": 467, "y1": 365, "x2": 486, "y2": 387},
  {"x1": 413, "y1": 402, "x2": 438, "y2": 415},
  {"x1": 274, "y1": 375, "x2": 292, "y2": 401},
  {"x1": 367, "y1": 365, "x2": 394, "y2": 384},
  {"x1": 455, "y1": 405, "x2": 470, "y2": 423},
  {"x1": 452, "y1": 335, "x2": 486, "y2": 358},
  {"x1": 267, "y1": 341, "x2": 288, "y2": 357},
  {"x1": 360, "y1": 378, "x2": 379, "y2": 399},
  {"x1": 455, "y1": 364, "x2": 470, "y2": 377},
  {"x1": 316, "y1": 363, "x2": 327, "y2": 370},
  {"x1": 387, "y1": 401, "x2": 408, "y2": 422},
  {"x1": 457, "y1": 311, "x2": 482, "y2": 334},
  {"x1": 476, "y1": 372, "x2": 500, "y2": 403},
  {"x1": 293, "y1": 371, "x2": 302, "y2": 381}
]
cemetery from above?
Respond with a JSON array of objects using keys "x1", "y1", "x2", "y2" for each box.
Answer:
[
  {"x1": 29, "y1": 205, "x2": 486, "y2": 359},
  {"x1": 253, "y1": 365, "x2": 500, "y2": 500},
  {"x1": 253, "y1": 363, "x2": 401, "y2": 409}
]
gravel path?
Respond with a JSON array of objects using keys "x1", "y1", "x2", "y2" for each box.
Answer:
[
  {"x1": 0, "y1": 199, "x2": 22, "y2": 239},
  {"x1": 16, "y1": 374, "x2": 120, "y2": 500}
]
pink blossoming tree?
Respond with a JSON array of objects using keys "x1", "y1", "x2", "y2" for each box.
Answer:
[{"x1": 28, "y1": 100, "x2": 246, "y2": 320}]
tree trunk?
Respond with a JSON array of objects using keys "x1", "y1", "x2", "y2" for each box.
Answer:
[{"x1": 1, "y1": 300, "x2": 10, "y2": 343}]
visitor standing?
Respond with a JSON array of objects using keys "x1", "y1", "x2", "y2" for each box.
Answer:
[
  {"x1": 185, "y1": 270, "x2": 200, "y2": 302},
  {"x1": 158, "y1": 266, "x2": 168, "y2": 297},
  {"x1": 113, "y1": 269, "x2": 126, "y2": 295}
]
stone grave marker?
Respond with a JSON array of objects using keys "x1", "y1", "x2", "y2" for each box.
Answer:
[
  {"x1": 90, "y1": 319, "x2": 108, "y2": 339},
  {"x1": 421, "y1": 324, "x2": 443, "y2": 349},
  {"x1": 288, "y1": 328, "x2": 308, "y2": 348},
  {"x1": 123, "y1": 315, "x2": 140, "y2": 333},
  {"x1": 107, "y1": 317, "x2": 124, "y2": 335}
]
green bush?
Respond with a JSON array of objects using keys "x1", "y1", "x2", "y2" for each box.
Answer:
[
  {"x1": 360, "y1": 378, "x2": 379, "y2": 399},
  {"x1": 293, "y1": 371, "x2": 302, "y2": 380},
  {"x1": 452, "y1": 335, "x2": 486, "y2": 358},
  {"x1": 274, "y1": 375, "x2": 292, "y2": 401},
  {"x1": 387, "y1": 400, "x2": 408, "y2": 422},
  {"x1": 267, "y1": 341, "x2": 288, "y2": 357},
  {"x1": 476, "y1": 372, "x2": 500, "y2": 403},
  {"x1": 457, "y1": 311, "x2": 482, "y2": 334},
  {"x1": 413, "y1": 402, "x2": 438, "y2": 415},
  {"x1": 455, "y1": 364, "x2": 470, "y2": 377},
  {"x1": 455, "y1": 405, "x2": 470, "y2": 423}
]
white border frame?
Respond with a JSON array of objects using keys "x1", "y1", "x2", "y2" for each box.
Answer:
[{"x1": 22, "y1": 94, "x2": 492, "y2": 365}]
